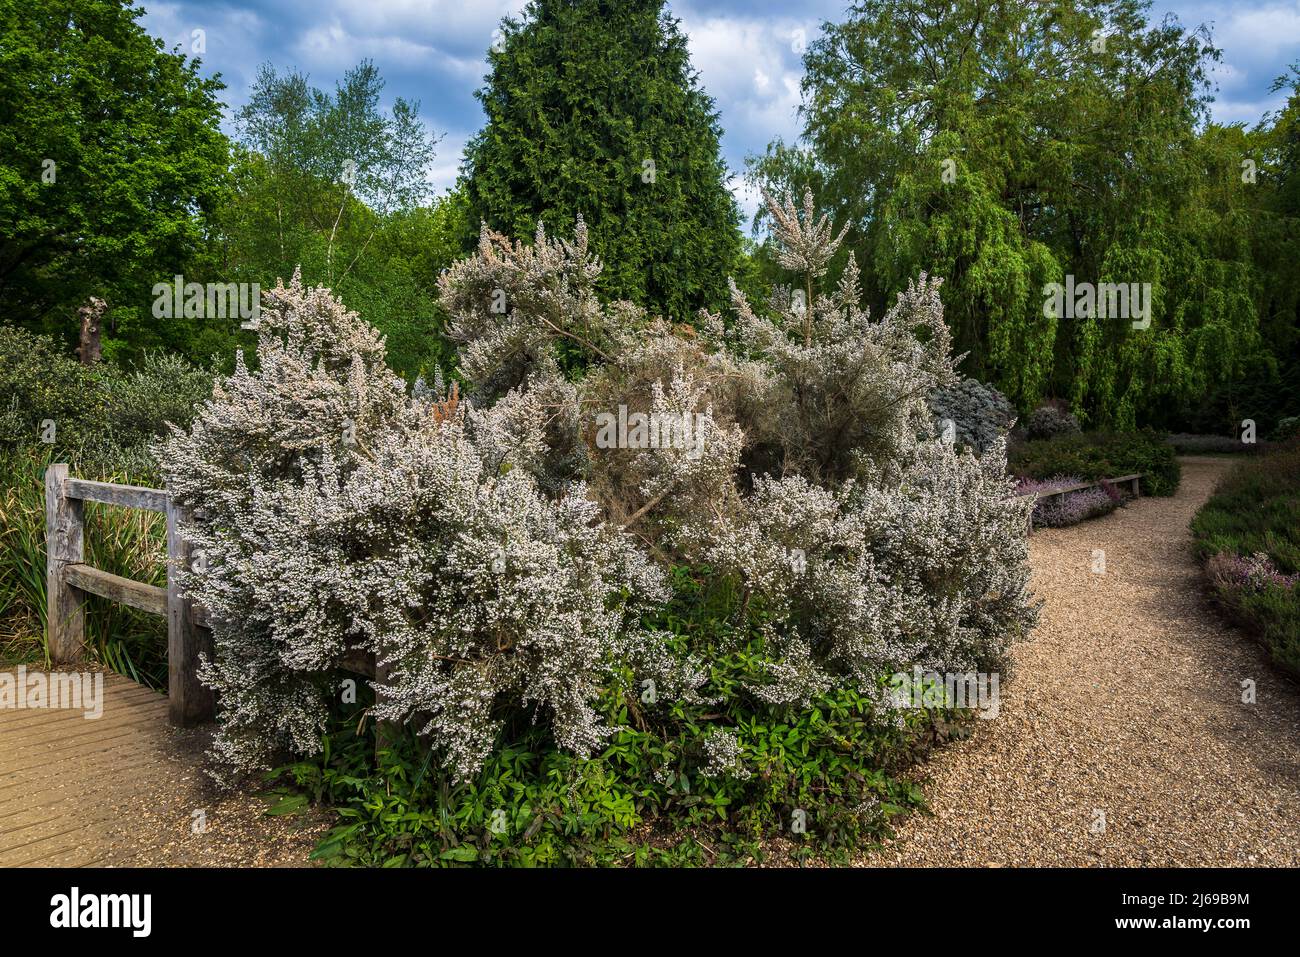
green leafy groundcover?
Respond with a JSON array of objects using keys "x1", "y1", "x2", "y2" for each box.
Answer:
[
  {"x1": 1191, "y1": 442, "x2": 1300, "y2": 678},
  {"x1": 1009, "y1": 430, "x2": 1181, "y2": 496},
  {"x1": 271, "y1": 568, "x2": 975, "y2": 867}
]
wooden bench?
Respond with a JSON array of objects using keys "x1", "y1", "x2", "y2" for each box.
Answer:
[{"x1": 1015, "y1": 472, "x2": 1142, "y2": 505}]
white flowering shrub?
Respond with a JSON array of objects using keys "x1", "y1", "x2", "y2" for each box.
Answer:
[
  {"x1": 165, "y1": 189, "x2": 1039, "y2": 808},
  {"x1": 701, "y1": 256, "x2": 958, "y2": 486},
  {"x1": 684, "y1": 441, "x2": 1035, "y2": 705},
  {"x1": 160, "y1": 272, "x2": 683, "y2": 781},
  {"x1": 441, "y1": 187, "x2": 1037, "y2": 715}
]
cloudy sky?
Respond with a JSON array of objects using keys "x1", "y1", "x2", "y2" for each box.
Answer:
[{"x1": 139, "y1": 0, "x2": 1300, "y2": 223}]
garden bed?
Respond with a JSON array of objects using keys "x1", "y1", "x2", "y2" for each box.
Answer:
[
  {"x1": 1014, "y1": 473, "x2": 1137, "y2": 529},
  {"x1": 1191, "y1": 441, "x2": 1300, "y2": 680},
  {"x1": 1010, "y1": 430, "x2": 1180, "y2": 497}
]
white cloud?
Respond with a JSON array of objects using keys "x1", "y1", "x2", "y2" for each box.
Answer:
[
  {"x1": 1212, "y1": 5, "x2": 1300, "y2": 61},
  {"x1": 677, "y1": 12, "x2": 816, "y2": 170},
  {"x1": 429, "y1": 130, "x2": 470, "y2": 195}
]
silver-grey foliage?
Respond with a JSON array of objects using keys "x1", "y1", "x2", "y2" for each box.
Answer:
[
  {"x1": 928, "y1": 377, "x2": 1017, "y2": 456},
  {"x1": 163, "y1": 189, "x2": 1040, "y2": 784}
]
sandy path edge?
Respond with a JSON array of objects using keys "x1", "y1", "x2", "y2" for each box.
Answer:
[{"x1": 857, "y1": 455, "x2": 1300, "y2": 867}]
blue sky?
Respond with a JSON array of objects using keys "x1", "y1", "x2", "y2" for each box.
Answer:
[{"x1": 139, "y1": 0, "x2": 1300, "y2": 222}]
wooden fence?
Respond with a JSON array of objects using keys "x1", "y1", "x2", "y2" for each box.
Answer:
[
  {"x1": 45, "y1": 463, "x2": 381, "y2": 730},
  {"x1": 45, "y1": 464, "x2": 212, "y2": 725}
]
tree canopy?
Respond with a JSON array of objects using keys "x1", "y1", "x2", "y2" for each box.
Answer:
[
  {"x1": 217, "y1": 61, "x2": 449, "y2": 377},
  {"x1": 751, "y1": 0, "x2": 1296, "y2": 430},
  {"x1": 0, "y1": 0, "x2": 230, "y2": 356}
]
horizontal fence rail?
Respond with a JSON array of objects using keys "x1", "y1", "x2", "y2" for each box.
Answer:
[
  {"x1": 45, "y1": 464, "x2": 380, "y2": 729},
  {"x1": 45, "y1": 464, "x2": 213, "y2": 725}
]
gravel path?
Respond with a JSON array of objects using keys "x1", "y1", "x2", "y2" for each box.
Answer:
[{"x1": 859, "y1": 455, "x2": 1300, "y2": 867}]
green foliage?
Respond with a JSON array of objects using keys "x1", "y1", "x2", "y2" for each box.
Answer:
[
  {"x1": 1010, "y1": 431, "x2": 1181, "y2": 496},
  {"x1": 1192, "y1": 443, "x2": 1300, "y2": 574},
  {"x1": 1216, "y1": 583, "x2": 1300, "y2": 679},
  {"x1": 461, "y1": 0, "x2": 742, "y2": 321},
  {"x1": 0, "y1": 325, "x2": 213, "y2": 480},
  {"x1": 1192, "y1": 442, "x2": 1300, "y2": 676},
  {"x1": 0, "y1": 0, "x2": 230, "y2": 354},
  {"x1": 280, "y1": 567, "x2": 953, "y2": 866},
  {"x1": 1180, "y1": 360, "x2": 1300, "y2": 439},
  {"x1": 217, "y1": 62, "x2": 452, "y2": 378},
  {"x1": 0, "y1": 446, "x2": 168, "y2": 684},
  {"x1": 752, "y1": 0, "x2": 1295, "y2": 429},
  {"x1": 0, "y1": 327, "x2": 209, "y2": 676},
  {"x1": 0, "y1": 325, "x2": 104, "y2": 453},
  {"x1": 1025, "y1": 405, "x2": 1082, "y2": 442}
]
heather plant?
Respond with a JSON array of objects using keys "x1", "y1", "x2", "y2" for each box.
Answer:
[
  {"x1": 1206, "y1": 552, "x2": 1300, "y2": 592},
  {"x1": 1165, "y1": 433, "x2": 1260, "y2": 455},
  {"x1": 282, "y1": 568, "x2": 950, "y2": 867},
  {"x1": 1192, "y1": 440, "x2": 1300, "y2": 679},
  {"x1": 166, "y1": 190, "x2": 1040, "y2": 855},
  {"x1": 159, "y1": 271, "x2": 688, "y2": 782},
  {"x1": 1013, "y1": 475, "x2": 1124, "y2": 529},
  {"x1": 1030, "y1": 486, "x2": 1117, "y2": 528},
  {"x1": 440, "y1": 188, "x2": 1036, "y2": 706}
]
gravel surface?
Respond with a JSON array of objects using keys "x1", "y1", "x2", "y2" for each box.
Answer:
[
  {"x1": 858, "y1": 456, "x2": 1300, "y2": 867},
  {"x1": 98, "y1": 725, "x2": 330, "y2": 867}
]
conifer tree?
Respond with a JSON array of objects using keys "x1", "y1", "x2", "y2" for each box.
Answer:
[{"x1": 461, "y1": 0, "x2": 742, "y2": 321}]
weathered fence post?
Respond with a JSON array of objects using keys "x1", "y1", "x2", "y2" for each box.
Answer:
[
  {"x1": 45, "y1": 464, "x2": 85, "y2": 663},
  {"x1": 166, "y1": 499, "x2": 216, "y2": 725}
]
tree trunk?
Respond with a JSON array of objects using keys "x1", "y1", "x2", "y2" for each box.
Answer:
[{"x1": 76, "y1": 296, "x2": 106, "y2": 366}]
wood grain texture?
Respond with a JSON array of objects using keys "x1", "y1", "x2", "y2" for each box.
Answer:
[
  {"x1": 45, "y1": 464, "x2": 85, "y2": 664},
  {"x1": 166, "y1": 500, "x2": 215, "y2": 726},
  {"x1": 64, "y1": 564, "x2": 167, "y2": 616},
  {"x1": 65, "y1": 477, "x2": 168, "y2": 512}
]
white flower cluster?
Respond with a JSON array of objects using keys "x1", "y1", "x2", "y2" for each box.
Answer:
[
  {"x1": 700, "y1": 728, "x2": 750, "y2": 780},
  {"x1": 160, "y1": 272, "x2": 685, "y2": 782}
]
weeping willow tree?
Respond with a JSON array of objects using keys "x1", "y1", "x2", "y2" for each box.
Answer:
[{"x1": 751, "y1": 0, "x2": 1289, "y2": 429}]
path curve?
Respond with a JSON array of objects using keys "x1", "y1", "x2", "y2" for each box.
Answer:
[{"x1": 860, "y1": 456, "x2": 1300, "y2": 866}]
